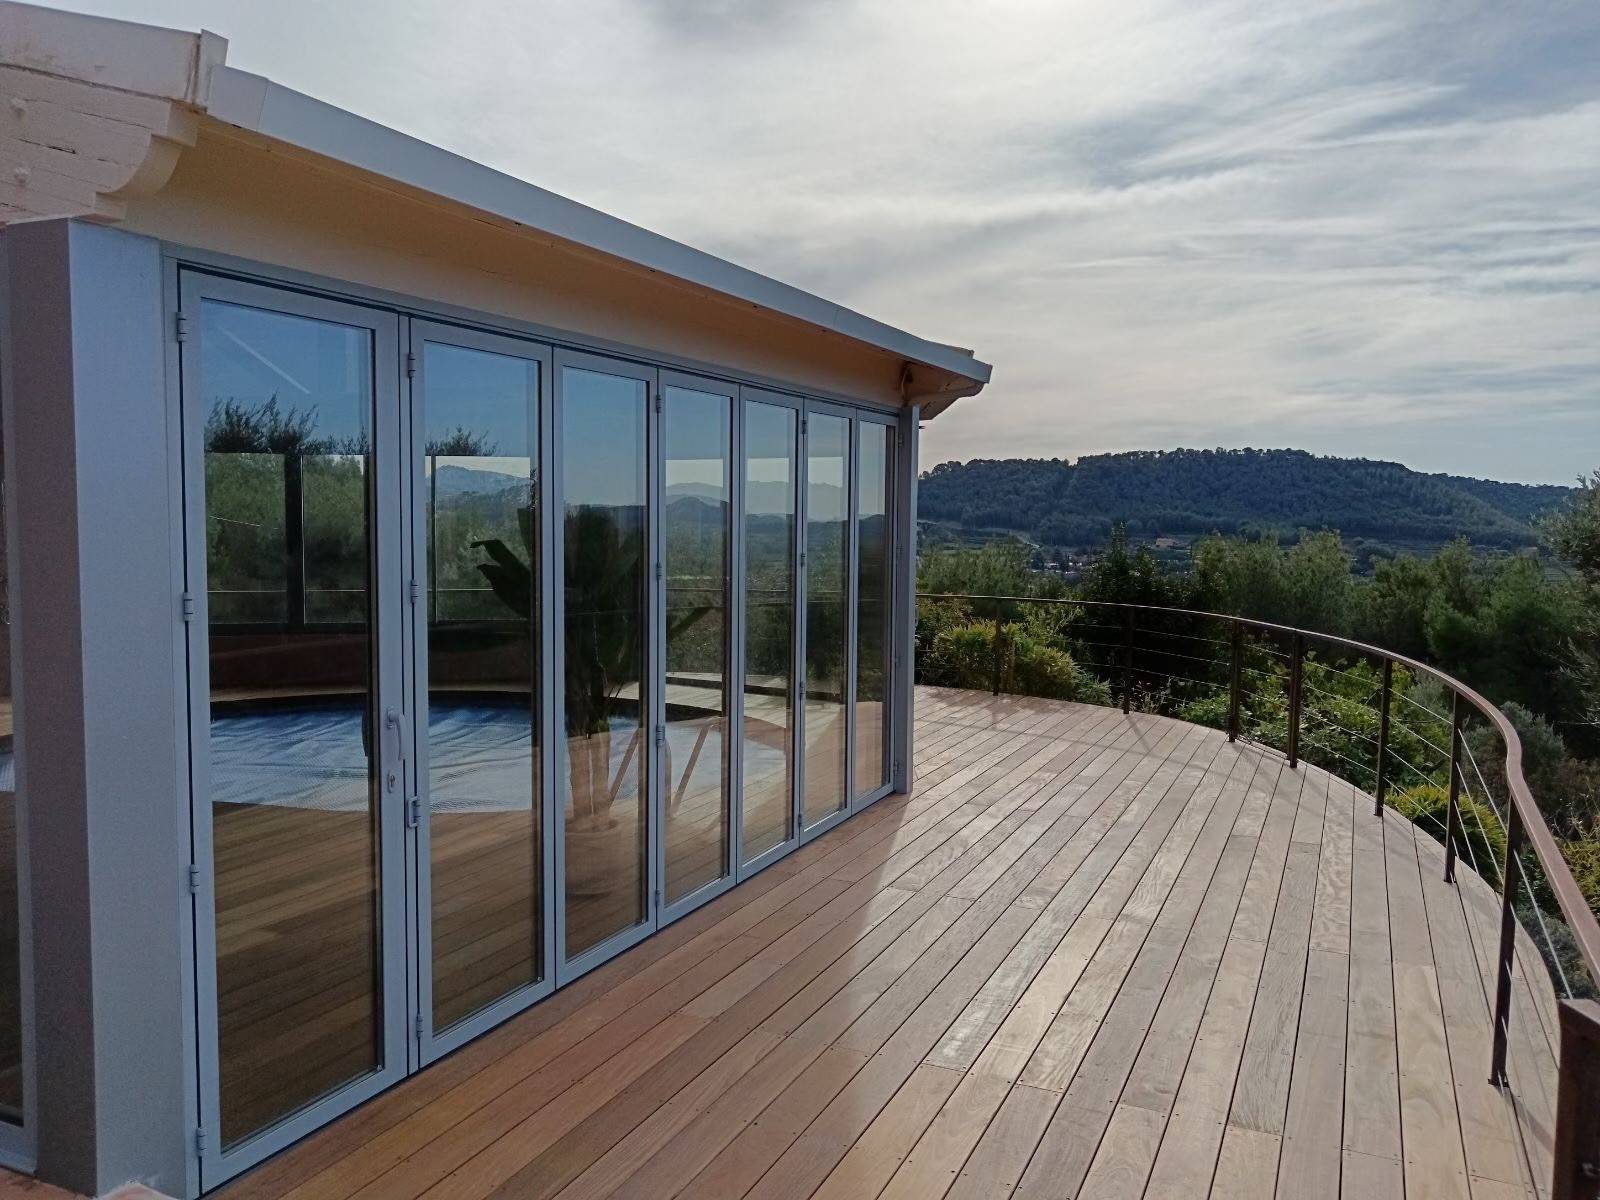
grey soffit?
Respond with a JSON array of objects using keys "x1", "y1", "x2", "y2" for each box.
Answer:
[{"x1": 204, "y1": 66, "x2": 992, "y2": 393}]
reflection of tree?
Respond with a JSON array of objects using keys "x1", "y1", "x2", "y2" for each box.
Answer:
[{"x1": 475, "y1": 506, "x2": 710, "y2": 822}]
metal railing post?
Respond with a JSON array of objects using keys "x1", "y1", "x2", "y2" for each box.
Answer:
[
  {"x1": 1443, "y1": 691, "x2": 1465, "y2": 884},
  {"x1": 1552, "y1": 999, "x2": 1600, "y2": 1200},
  {"x1": 1286, "y1": 632, "x2": 1304, "y2": 768},
  {"x1": 1121, "y1": 608, "x2": 1133, "y2": 715},
  {"x1": 991, "y1": 597, "x2": 1004, "y2": 696},
  {"x1": 1374, "y1": 657, "x2": 1393, "y2": 816},
  {"x1": 1227, "y1": 620, "x2": 1242, "y2": 742},
  {"x1": 1490, "y1": 801, "x2": 1524, "y2": 1087}
]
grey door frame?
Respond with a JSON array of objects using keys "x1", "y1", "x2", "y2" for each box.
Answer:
[
  {"x1": 734, "y1": 386, "x2": 804, "y2": 880},
  {"x1": 851, "y1": 409, "x2": 899, "y2": 813},
  {"x1": 655, "y1": 370, "x2": 740, "y2": 926},
  {"x1": 177, "y1": 271, "x2": 411, "y2": 1190},
  {"x1": 797, "y1": 398, "x2": 856, "y2": 845},
  {"x1": 551, "y1": 348, "x2": 661, "y2": 984},
  {"x1": 405, "y1": 320, "x2": 558, "y2": 1066}
]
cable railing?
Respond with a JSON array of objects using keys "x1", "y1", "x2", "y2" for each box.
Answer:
[{"x1": 916, "y1": 591, "x2": 1600, "y2": 1198}]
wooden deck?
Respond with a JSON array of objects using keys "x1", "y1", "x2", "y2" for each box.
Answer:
[{"x1": 207, "y1": 686, "x2": 1556, "y2": 1200}]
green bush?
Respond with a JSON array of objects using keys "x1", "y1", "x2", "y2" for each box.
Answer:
[
  {"x1": 922, "y1": 622, "x2": 998, "y2": 691},
  {"x1": 1564, "y1": 831, "x2": 1600, "y2": 916},
  {"x1": 1006, "y1": 629, "x2": 1113, "y2": 704},
  {"x1": 921, "y1": 620, "x2": 1112, "y2": 705},
  {"x1": 1389, "y1": 782, "x2": 1506, "y2": 883}
]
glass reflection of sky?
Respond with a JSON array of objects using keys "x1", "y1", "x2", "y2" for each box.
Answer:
[
  {"x1": 202, "y1": 300, "x2": 370, "y2": 444},
  {"x1": 424, "y1": 342, "x2": 535, "y2": 456}
]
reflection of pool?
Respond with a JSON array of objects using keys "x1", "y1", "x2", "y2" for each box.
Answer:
[{"x1": 206, "y1": 700, "x2": 767, "y2": 813}]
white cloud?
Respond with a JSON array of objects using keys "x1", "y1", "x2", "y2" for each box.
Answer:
[{"x1": 41, "y1": 0, "x2": 1600, "y2": 482}]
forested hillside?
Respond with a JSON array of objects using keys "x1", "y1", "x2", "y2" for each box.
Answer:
[{"x1": 919, "y1": 448, "x2": 1574, "y2": 553}]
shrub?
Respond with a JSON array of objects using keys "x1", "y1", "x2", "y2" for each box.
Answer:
[
  {"x1": 1389, "y1": 782, "x2": 1506, "y2": 883},
  {"x1": 921, "y1": 621, "x2": 1112, "y2": 705},
  {"x1": 922, "y1": 622, "x2": 1000, "y2": 691},
  {"x1": 1006, "y1": 630, "x2": 1113, "y2": 704}
]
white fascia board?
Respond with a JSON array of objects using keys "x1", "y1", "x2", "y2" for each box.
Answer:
[{"x1": 206, "y1": 65, "x2": 991, "y2": 390}]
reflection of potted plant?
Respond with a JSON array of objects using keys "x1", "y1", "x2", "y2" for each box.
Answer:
[{"x1": 476, "y1": 506, "x2": 712, "y2": 898}]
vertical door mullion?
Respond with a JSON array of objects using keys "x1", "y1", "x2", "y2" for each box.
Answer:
[
  {"x1": 845, "y1": 417, "x2": 861, "y2": 812},
  {"x1": 792, "y1": 406, "x2": 807, "y2": 849},
  {"x1": 372, "y1": 310, "x2": 410, "y2": 1107},
  {"x1": 729, "y1": 398, "x2": 748, "y2": 878},
  {"x1": 649, "y1": 378, "x2": 665, "y2": 927},
  {"x1": 403, "y1": 319, "x2": 426, "y2": 1074}
]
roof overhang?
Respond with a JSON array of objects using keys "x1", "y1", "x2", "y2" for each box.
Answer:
[{"x1": 0, "y1": 1, "x2": 989, "y2": 410}]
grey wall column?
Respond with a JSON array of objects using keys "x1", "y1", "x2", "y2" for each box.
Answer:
[
  {"x1": 1, "y1": 220, "x2": 191, "y2": 1197},
  {"x1": 891, "y1": 405, "x2": 919, "y2": 794}
]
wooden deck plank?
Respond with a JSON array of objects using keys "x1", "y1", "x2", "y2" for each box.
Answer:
[{"x1": 209, "y1": 690, "x2": 1552, "y2": 1200}]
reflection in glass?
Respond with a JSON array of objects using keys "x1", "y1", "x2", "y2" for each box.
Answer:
[
  {"x1": 855, "y1": 423, "x2": 894, "y2": 798},
  {"x1": 663, "y1": 388, "x2": 731, "y2": 904},
  {"x1": 200, "y1": 299, "x2": 381, "y2": 1147},
  {"x1": 561, "y1": 367, "x2": 648, "y2": 959},
  {"x1": 0, "y1": 413, "x2": 19, "y2": 1125},
  {"x1": 422, "y1": 342, "x2": 541, "y2": 1031},
  {"x1": 803, "y1": 414, "x2": 849, "y2": 828},
  {"x1": 741, "y1": 402, "x2": 797, "y2": 861}
]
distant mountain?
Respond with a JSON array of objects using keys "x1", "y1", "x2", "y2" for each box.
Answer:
[
  {"x1": 434, "y1": 463, "x2": 527, "y2": 498},
  {"x1": 918, "y1": 449, "x2": 1576, "y2": 554}
]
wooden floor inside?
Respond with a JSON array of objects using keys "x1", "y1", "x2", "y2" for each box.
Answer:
[{"x1": 217, "y1": 687, "x2": 1558, "y2": 1200}]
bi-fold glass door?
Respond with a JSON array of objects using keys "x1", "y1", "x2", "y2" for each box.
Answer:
[
  {"x1": 852, "y1": 414, "x2": 897, "y2": 809},
  {"x1": 182, "y1": 274, "x2": 410, "y2": 1185},
  {"x1": 659, "y1": 373, "x2": 737, "y2": 918},
  {"x1": 408, "y1": 323, "x2": 554, "y2": 1062},
  {"x1": 183, "y1": 271, "x2": 902, "y2": 1188}
]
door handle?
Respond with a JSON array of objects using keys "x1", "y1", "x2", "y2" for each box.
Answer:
[{"x1": 383, "y1": 706, "x2": 406, "y2": 794}]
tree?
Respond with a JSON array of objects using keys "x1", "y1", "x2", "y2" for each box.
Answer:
[{"x1": 1544, "y1": 470, "x2": 1600, "y2": 734}]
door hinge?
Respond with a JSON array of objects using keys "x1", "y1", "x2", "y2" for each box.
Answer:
[
  {"x1": 415, "y1": 1013, "x2": 425, "y2": 1040},
  {"x1": 798, "y1": 551, "x2": 806, "y2": 568},
  {"x1": 187, "y1": 863, "x2": 201, "y2": 895},
  {"x1": 654, "y1": 888, "x2": 661, "y2": 908},
  {"x1": 800, "y1": 415, "x2": 808, "y2": 436},
  {"x1": 654, "y1": 393, "x2": 663, "y2": 414},
  {"x1": 405, "y1": 351, "x2": 417, "y2": 379},
  {"x1": 180, "y1": 592, "x2": 196, "y2": 622},
  {"x1": 194, "y1": 1126, "x2": 209, "y2": 1156},
  {"x1": 654, "y1": 724, "x2": 665, "y2": 749},
  {"x1": 407, "y1": 796, "x2": 422, "y2": 829},
  {"x1": 654, "y1": 561, "x2": 663, "y2": 581},
  {"x1": 174, "y1": 311, "x2": 190, "y2": 343},
  {"x1": 409, "y1": 578, "x2": 420, "y2": 605}
]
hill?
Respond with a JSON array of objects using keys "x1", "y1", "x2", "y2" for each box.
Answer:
[{"x1": 918, "y1": 449, "x2": 1575, "y2": 556}]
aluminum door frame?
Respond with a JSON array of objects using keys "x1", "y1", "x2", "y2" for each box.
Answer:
[
  {"x1": 655, "y1": 370, "x2": 740, "y2": 927},
  {"x1": 178, "y1": 271, "x2": 410, "y2": 1190},
  {"x1": 734, "y1": 386, "x2": 804, "y2": 880},
  {"x1": 551, "y1": 348, "x2": 661, "y2": 985},
  {"x1": 405, "y1": 320, "x2": 558, "y2": 1065},
  {"x1": 797, "y1": 398, "x2": 856, "y2": 845},
  {"x1": 851, "y1": 409, "x2": 898, "y2": 813}
]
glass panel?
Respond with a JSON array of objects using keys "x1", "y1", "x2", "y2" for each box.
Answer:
[
  {"x1": 663, "y1": 387, "x2": 731, "y2": 904},
  {"x1": 803, "y1": 414, "x2": 849, "y2": 828},
  {"x1": 0, "y1": 412, "x2": 19, "y2": 1126},
  {"x1": 561, "y1": 366, "x2": 648, "y2": 959},
  {"x1": 741, "y1": 402, "x2": 796, "y2": 861},
  {"x1": 422, "y1": 342, "x2": 541, "y2": 1031},
  {"x1": 199, "y1": 299, "x2": 381, "y2": 1148},
  {"x1": 855, "y1": 423, "x2": 894, "y2": 798}
]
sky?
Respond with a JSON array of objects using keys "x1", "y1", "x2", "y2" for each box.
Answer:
[{"x1": 46, "y1": 0, "x2": 1600, "y2": 484}]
